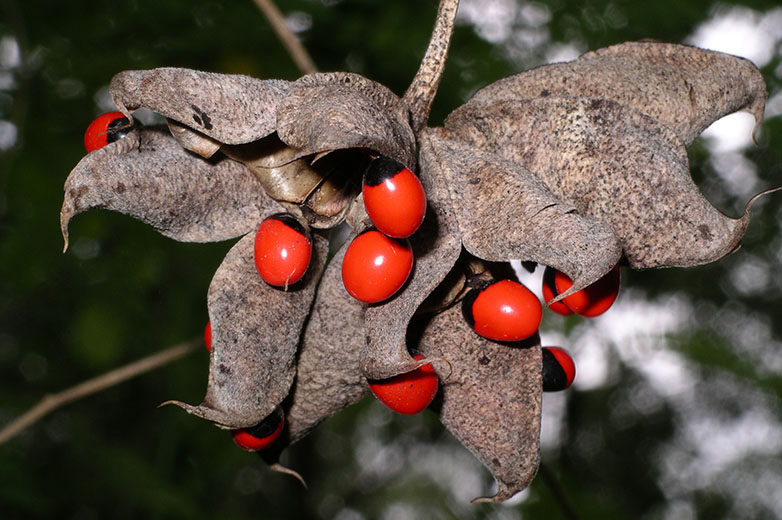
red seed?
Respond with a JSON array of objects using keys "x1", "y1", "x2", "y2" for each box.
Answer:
[
  {"x1": 84, "y1": 111, "x2": 133, "y2": 152},
  {"x1": 463, "y1": 280, "x2": 542, "y2": 342},
  {"x1": 368, "y1": 354, "x2": 439, "y2": 415},
  {"x1": 362, "y1": 157, "x2": 427, "y2": 238},
  {"x1": 542, "y1": 347, "x2": 576, "y2": 391},
  {"x1": 542, "y1": 267, "x2": 573, "y2": 316},
  {"x1": 253, "y1": 214, "x2": 312, "y2": 287},
  {"x1": 554, "y1": 264, "x2": 620, "y2": 317},
  {"x1": 204, "y1": 322, "x2": 212, "y2": 352},
  {"x1": 231, "y1": 410, "x2": 285, "y2": 451},
  {"x1": 341, "y1": 230, "x2": 413, "y2": 303}
]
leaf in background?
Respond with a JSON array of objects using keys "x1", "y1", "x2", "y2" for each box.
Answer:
[
  {"x1": 445, "y1": 97, "x2": 753, "y2": 269},
  {"x1": 165, "y1": 232, "x2": 328, "y2": 429},
  {"x1": 61, "y1": 127, "x2": 280, "y2": 248},
  {"x1": 462, "y1": 41, "x2": 767, "y2": 145}
]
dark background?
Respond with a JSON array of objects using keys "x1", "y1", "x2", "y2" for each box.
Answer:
[{"x1": 1, "y1": 0, "x2": 781, "y2": 518}]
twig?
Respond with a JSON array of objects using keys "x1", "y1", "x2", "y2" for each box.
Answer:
[
  {"x1": 0, "y1": 338, "x2": 200, "y2": 445},
  {"x1": 538, "y1": 463, "x2": 582, "y2": 520},
  {"x1": 252, "y1": 0, "x2": 318, "y2": 75}
]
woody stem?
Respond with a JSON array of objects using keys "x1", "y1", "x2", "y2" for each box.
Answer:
[{"x1": 403, "y1": 0, "x2": 460, "y2": 135}]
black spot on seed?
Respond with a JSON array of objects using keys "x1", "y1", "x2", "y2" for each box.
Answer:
[
  {"x1": 479, "y1": 355, "x2": 490, "y2": 365},
  {"x1": 115, "y1": 183, "x2": 126, "y2": 194},
  {"x1": 469, "y1": 177, "x2": 481, "y2": 185},
  {"x1": 218, "y1": 363, "x2": 232, "y2": 375}
]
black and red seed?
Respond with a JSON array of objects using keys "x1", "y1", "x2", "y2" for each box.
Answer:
[
  {"x1": 362, "y1": 156, "x2": 427, "y2": 239},
  {"x1": 541, "y1": 346, "x2": 576, "y2": 391}
]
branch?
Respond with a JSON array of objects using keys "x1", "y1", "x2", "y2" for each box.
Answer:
[
  {"x1": 538, "y1": 463, "x2": 583, "y2": 520},
  {"x1": 0, "y1": 338, "x2": 200, "y2": 445},
  {"x1": 253, "y1": 0, "x2": 318, "y2": 75}
]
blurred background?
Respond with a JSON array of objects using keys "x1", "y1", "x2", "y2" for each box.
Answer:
[{"x1": 1, "y1": 0, "x2": 781, "y2": 518}]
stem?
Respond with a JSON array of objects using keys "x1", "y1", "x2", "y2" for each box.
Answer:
[
  {"x1": 403, "y1": 0, "x2": 460, "y2": 135},
  {"x1": 252, "y1": 0, "x2": 318, "y2": 75},
  {"x1": 539, "y1": 463, "x2": 583, "y2": 520},
  {"x1": 0, "y1": 339, "x2": 200, "y2": 445}
]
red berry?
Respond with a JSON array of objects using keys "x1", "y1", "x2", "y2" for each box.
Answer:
[
  {"x1": 462, "y1": 279, "x2": 542, "y2": 342},
  {"x1": 362, "y1": 157, "x2": 427, "y2": 238},
  {"x1": 342, "y1": 230, "x2": 413, "y2": 303},
  {"x1": 542, "y1": 267, "x2": 573, "y2": 316},
  {"x1": 541, "y1": 347, "x2": 576, "y2": 391},
  {"x1": 554, "y1": 264, "x2": 620, "y2": 317},
  {"x1": 231, "y1": 409, "x2": 284, "y2": 451},
  {"x1": 204, "y1": 322, "x2": 212, "y2": 352},
  {"x1": 253, "y1": 214, "x2": 312, "y2": 287},
  {"x1": 84, "y1": 111, "x2": 134, "y2": 152},
  {"x1": 368, "y1": 354, "x2": 439, "y2": 415}
]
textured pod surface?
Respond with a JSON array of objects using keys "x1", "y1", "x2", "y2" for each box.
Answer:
[
  {"x1": 61, "y1": 127, "x2": 280, "y2": 248},
  {"x1": 423, "y1": 128, "x2": 621, "y2": 294},
  {"x1": 277, "y1": 72, "x2": 417, "y2": 169},
  {"x1": 110, "y1": 68, "x2": 291, "y2": 144},
  {"x1": 166, "y1": 231, "x2": 328, "y2": 429},
  {"x1": 463, "y1": 41, "x2": 767, "y2": 145},
  {"x1": 281, "y1": 243, "x2": 369, "y2": 446},
  {"x1": 361, "y1": 134, "x2": 462, "y2": 379},
  {"x1": 416, "y1": 305, "x2": 542, "y2": 502},
  {"x1": 445, "y1": 97, "x2": 752, "y2": 269}
]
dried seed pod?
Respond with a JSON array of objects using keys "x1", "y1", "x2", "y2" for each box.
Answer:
[
  {"x1": 463, "y1": 41, "x2": 767, "y2": 145},
  {"x1": 61, "y1": 127, "x2": 280, "y2": 250},
  {"x1": 445, "y1": 97, "x2": 754, "y2": 270},
  {"x1": 416, "y1": 304, "x2": 542, "y2": 502},
  {"x1": 361, "y1": 135, "x2": 462, "y2": 380},
  {"x1": 422, "y1": 128, "x2": 621, "y2": 297},
  {"x1": 163, "y1": 231, "x2": 328, "y2": 429},
  {"x1": 280, "y1": 243, "x2": 369, "y2": 446},
  {"x1": 110, "y1": 68, "x2": 291, "y2": 144}
]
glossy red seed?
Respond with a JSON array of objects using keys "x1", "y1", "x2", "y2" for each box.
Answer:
[
  {"x1": 84, "y1": 111, "x2": 131, "y2": 152},
  {"x1": 368, "y1": 354, "x2": 439, "y2": 415},
  {"x1": 465, "y1": 280, "x2": 542, "y2": 342},
  {"x1": 541, "y1": 346, "x2": 576, "y2": 391},
  {"x1": 542, "y1": 267, "x2": 573, "y2": 316},
  {"x1": 341, "y1": 230, "x2": 413, "y2": 303},
  {"x1": 362, "y1": 157, "x2": 427, "y2": 238},
  {"x1": 253, "y1": 214, "x2": 312, "y2": 287},
  {"x1": 204, "y1": 322, "x2": 212, "y2": 352},
  {"x1": 231, "y1": 411, "x2": 285, "y2": 451},
  {"x1": 554, "y1": 264, "x2": 620, "y2": 317}
]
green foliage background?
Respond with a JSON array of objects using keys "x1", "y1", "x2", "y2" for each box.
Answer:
[{"x1": 1, "y1": 0, "x2": 780, "y2": 518}]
